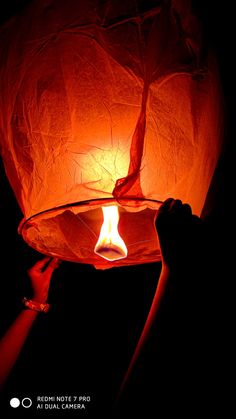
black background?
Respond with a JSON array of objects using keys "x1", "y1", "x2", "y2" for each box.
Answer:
[{"x1": 0, "y1": 1, "x2": 233, "y2": 417}]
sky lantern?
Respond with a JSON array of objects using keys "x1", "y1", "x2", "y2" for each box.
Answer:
[{"x1": 0, "y1": 0, "x2": 223, "y2": 269}]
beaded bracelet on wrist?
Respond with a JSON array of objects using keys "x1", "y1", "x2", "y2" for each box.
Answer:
[{"x1": 22, "y1": 297, "x2": 50, "y2": 313}]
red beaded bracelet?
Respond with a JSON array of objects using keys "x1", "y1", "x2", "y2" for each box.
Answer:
[{"x1": 22, "y1": 297, "x2": 50, "y2": 313}]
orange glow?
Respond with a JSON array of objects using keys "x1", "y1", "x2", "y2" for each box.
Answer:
[
  {"x1": 0, "y1": 0, "x2": 223, "y2": 268},
  {"x1": 94, "y1": 206, "x2": 128, "y2": 262}
]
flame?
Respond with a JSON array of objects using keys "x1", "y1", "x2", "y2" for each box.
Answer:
[{"x1": 94, "y1": 205, "x2": 128, "y2": 261}]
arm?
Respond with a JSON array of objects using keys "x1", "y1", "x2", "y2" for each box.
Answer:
[
  {"x1": 0, "y1": 257, "x2": 60, "y2": 390},
  {"x1": 118, "y1": 198, "x2": 202, "y2": 398}
]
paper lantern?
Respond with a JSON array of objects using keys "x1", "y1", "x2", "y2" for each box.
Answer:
[{"x1": 0, "y1": 0, "x2": 223, "y2": 269}]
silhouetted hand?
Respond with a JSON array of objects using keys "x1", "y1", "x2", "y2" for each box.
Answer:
[
  {"x1": 27, "y1": 257, "x2": 60, "y2": 303},
  {"x1": 156, "y1": 198, "x2": 202, "y2": 271}
]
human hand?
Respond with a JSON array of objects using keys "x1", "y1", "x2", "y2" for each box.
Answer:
[
  {"x1": 27, "y1": 257, "x2": 60, "y2": 303},
  {"x1": 155, "y1": 198, "x2": 202, "y2": 271}
]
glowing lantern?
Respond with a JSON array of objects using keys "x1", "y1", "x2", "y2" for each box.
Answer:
[{"x1": 0, "y1": 0, "x2": 223, "y2": 269}]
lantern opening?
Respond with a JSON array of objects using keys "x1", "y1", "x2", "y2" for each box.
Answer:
[
  {"x1": 94, "y1": 206, "x2": 128, "y2": 262},
  {"x1": 19, "y1": 198, "x2": 161, "y2": 269}
]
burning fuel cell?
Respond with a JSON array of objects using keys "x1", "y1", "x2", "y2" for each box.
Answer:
[{"x1": 94, "y1": 206, "x2": 128, "y2": 261}]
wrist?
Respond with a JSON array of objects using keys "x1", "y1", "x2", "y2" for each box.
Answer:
[
  {"x1": 22, "y1": 297, "x2": 50, "y2": 313},
  {"x1": 32, "y1": 294, "x2": 48, "y2": 304}
]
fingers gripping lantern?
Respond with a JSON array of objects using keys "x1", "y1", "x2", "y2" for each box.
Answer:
[{"x1": 0, "y1": 0, "x2": 223, "y2": 268}]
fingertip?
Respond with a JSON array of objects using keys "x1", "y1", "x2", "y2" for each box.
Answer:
[
  {"x1": 158, "y1": 198, "x2": 175, "y2": 213},
  {"x1": 48, "y1": 257, "x2": 62, "y2": 270},
  {"x1": 182, "y1": 203, "x2": 192, "y2": 215},
  {"x1": 170, "y1": 199, "x2": 182, "y2": 211}
]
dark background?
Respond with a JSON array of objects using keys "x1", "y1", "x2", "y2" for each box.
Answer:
[{"x1": 0, "y1": 1, "x2": 233, "y2": 417}]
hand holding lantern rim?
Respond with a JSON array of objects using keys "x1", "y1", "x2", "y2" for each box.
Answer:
[
  {"x1": 118, "y1": 198, "x2": 202, "y2": 399},
  {"x1": 0, "y1": 257, "x2": 60, "y2": 390},
  {"x1": 27, "y1": 257, "x2": 60, "y2": 303},
  {"x1": 156, "y1": 197, "x2": 202, "y2": 271}
]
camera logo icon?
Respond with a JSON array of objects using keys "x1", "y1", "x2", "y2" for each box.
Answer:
[{"x1": 10, "y1": 397, "x2": 32, "y2": 408}]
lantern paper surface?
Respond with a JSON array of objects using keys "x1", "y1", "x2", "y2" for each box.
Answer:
[{"x1": 0, "y1": 0, "x2": 223, "y2": 268}]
